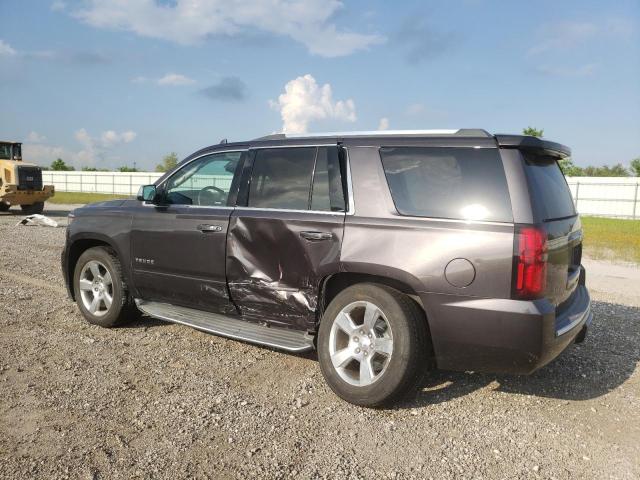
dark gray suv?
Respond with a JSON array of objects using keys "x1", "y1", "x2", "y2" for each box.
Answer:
[{"x1": 61, "y1": 129, "x2": 592, "y2": 406}]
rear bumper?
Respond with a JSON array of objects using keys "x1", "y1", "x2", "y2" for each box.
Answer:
[{"x1": 421, "y1": 282, "x2": 592, "y2": 375}]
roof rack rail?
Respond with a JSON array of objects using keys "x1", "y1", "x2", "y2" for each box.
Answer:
[{"x1": 253, "y1": 129, "x2": 490, "y2": 141}]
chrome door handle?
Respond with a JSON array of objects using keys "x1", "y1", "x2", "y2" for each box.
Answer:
[
  {"x1": 197, "y1": 224, "x2": 223, "y2": 233},
  {"x1": 300, "y1": 231, "x2": 333, "y2": 241}
]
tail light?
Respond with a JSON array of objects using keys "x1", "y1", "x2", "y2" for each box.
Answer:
[{"x1": 513, "y1": 226, "x2": 547, "y2": 299}]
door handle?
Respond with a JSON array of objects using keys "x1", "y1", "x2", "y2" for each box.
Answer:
[
  {"x1": 300, "y1": 231, "x2": 333, "y2": 241},
  {"x1": 197, "y1": 224, "x2": 223, "y2": 233}
]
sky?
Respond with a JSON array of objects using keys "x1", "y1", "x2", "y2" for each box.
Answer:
[{"x1": 0, "y1": 0, "x2": 638, "y2": 171}]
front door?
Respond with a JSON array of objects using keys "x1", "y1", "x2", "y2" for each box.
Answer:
[
  {"x1": 131, "y1": 150, "x2": 245, "y2": 314},
  {"x1": 226, "y1": 145, "x2": 347, "y2": 330}
]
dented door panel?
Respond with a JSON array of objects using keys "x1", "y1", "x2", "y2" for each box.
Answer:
[{"x1": 226, "y1": 209, "x2": 344, "y2": 330}]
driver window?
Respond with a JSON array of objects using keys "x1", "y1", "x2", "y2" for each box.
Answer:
[{"x1": 165, "y1": 152, "x2": 242, "y2": 206}]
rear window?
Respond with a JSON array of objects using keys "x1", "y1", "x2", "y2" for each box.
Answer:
[
  {"x1": 380, "y1": 147, "x2": 513, "y2": 222},
  {"x1": 522, "y1": 154, "x2": 576, "y2": 220}
]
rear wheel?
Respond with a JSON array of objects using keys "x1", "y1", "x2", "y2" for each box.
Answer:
[
  {"x1": 20, "y1": 202, "x2": 44, "y2": 214},
  {"x1": 0, "y1": 201, "x2": 10, "y2": 212},
  {"x1": 318, "y1": 283, "x2": 429, "y2": 407},
  {"x1": 73, "y1": 246, "x2": 138, "y2": 327}
]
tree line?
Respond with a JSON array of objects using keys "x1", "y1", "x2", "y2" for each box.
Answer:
[
  {"x1": 48, "y1": 152, "x2": 179, "y2": 173},
  {"x1": 522, "y1": 127, "x2": 639, "y2": 177}
]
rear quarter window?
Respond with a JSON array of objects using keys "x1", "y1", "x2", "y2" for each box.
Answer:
[
  {"x1": 379, "y1": 147, "x2": 513, "y2": 222},
  {"x1": 522, "y1": 153, "x2": 576, "y2": 220}
]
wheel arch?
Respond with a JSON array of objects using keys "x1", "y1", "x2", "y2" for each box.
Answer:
[
  {"x1": 318, "y1": 265, "x2": 430, "y2": 331},
  {"x1": 66, "y1": 234, "x2": 128, "y2": 300}
]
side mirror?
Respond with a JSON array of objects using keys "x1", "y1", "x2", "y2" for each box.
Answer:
[{"x1": 137, "y1": 184, "x2": 157, "y2": 202}]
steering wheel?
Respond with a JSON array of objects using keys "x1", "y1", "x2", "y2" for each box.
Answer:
[{"x1": 197, "y1": 185, "x2": 226, "y2": 206}]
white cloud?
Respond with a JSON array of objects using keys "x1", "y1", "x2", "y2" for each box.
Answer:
[
  {"x1": 71, "y1": 0, "x2": 384, "y2": 57},
  {"x1": 269, "y1": 74, "x2": 356, "y2": 134},
  {"x1": 157, "y1": 73, "x2": 195, "y2": 86},
  {"x1": 100, "y1": 130, "x2": 137, "y2": 146},
  {"x1": 132, "y1": 73, "x2": 195, "y2": 86},
  {"x1": 51, "y1": 1, "x2": 66, "y2": 12},
  {"x1": 0, "y1": 39, "x2": 17, "y2": 57},
  {"x1": 529, "y1": 18, "x2": 634, "y2": 55},
  {"x1": 535, "y1": 63, "x2": 598, "y2": 77},
  {"x1": 377, "y1": 117, "x2": 389, "y2": 131},
  {"x1": 406, "y1": 103, "x2": 425, "y2": 115},
  {"x1": 27, "y1": 131, "x2": 47, "y2": 143},
  {"x1": 24, "y1": 128, "x2": 138, "y2": 169}
]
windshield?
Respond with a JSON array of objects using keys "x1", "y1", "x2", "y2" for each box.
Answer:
[{"x1": 0, "y1": 144, "x2": 11, "y2": 160}]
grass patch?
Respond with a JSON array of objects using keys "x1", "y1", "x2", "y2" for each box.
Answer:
[
  {"x1": 47, "y1": 192, "x2": 132, "y2": 204},
  {"x1": 581, "y1": 216, "x2": 640, "y2": 263}
]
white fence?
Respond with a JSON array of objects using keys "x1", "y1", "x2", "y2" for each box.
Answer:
[
  {"x1": 566, "y1": 177, "x2": 640, "y2": 219},
  {"x1": 42, "y1": 171, "x2": 162, "y2": 196},
  {"x1": 42, "y1": 171, "x2": 640, "y2": 219}
]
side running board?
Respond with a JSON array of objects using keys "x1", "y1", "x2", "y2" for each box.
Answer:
[{"x1": 135, "y1": 300, "x2": 314, "y2": 353}]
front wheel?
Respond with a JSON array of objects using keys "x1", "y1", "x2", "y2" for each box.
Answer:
[
  {"x1": 317, "y1": 283, "x2": 430, "y2": 407},
  {"x1": 73, "y1": 246, "x2": 138, "y2": 327},
  {"x1": 0, "y1": 201, "x2": 10, "y2": 212},
  {"x1": 20, "y1": 202, "x2": 44, "y2": 214}
]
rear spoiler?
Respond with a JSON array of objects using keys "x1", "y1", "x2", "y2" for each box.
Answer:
[{"x1": 494, "y1": 134, "x2": 571, "y2": 159}]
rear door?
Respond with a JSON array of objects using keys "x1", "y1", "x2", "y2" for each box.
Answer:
[
  {"x1": 521, "y1": 152, "x2": 582, "y2": 307},
  {"x1": 131, "y1": 150, "x2": 245, "y2": 314},
  {"x1": 226, "y1": 145, "x2": 347, "y2": 331}
]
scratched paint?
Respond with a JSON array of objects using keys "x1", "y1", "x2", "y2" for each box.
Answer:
[{"x1": 226, "y1": 213, "x2": 344, "y2": 330}]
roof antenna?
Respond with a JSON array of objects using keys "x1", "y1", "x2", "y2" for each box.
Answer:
[{"x1": 219, "y1": 138, "x2": 228, "y2": 144}]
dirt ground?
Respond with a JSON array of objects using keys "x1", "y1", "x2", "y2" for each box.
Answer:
[{"x1": 1, "y1": 205, "x2": 639, "y2": 479}]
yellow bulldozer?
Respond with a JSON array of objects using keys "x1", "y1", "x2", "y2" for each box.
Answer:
[{"x1": 0, "y1": 141, "x2": 54, "y2": 214}]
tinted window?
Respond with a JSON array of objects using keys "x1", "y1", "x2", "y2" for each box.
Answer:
[
  {"x1": 380, "y1": 147, "x2": 513, "y2": 222},
  {"x1": 165, "y1": 151, "x2": 241, "y2": 206},
  {"x1": 249, "y1": 147, "x2": 316, "y2": 210},
  {"x1": 523, "y1": 153, "x2": 576, "y2": 220},
  {"x1": 311, "y1": 147, "x2": 346, "y2": 212}
]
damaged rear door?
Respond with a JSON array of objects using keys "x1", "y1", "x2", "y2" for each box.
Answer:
[{"x1": 226, "y1": 145, "x2": 347, "y2": 330}]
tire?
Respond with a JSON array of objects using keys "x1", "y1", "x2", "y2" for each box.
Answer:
[
  {"x1": 73, "y1": 246, "x2": 139, "y2": 327},
  {"x1": 20, "y1": 202, "x2": 44, "y2": 214},
  {"x1": 317, "y1": 283, "x2": 430, "y2": 407},
  {"x1": 0, "y1": 201, "x2": 10, "y2": 212}
]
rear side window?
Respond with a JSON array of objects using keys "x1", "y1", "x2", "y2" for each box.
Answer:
[
  {"x1": 248, "y1": 147, "x2": 316, "y2": 210},
  {"x1": 380, "y1": 147, "x2": 513, "y2": 222},
  {"x1": 522, "y1": 153, "x2": 576, "y2": 220},
  {"x1": 311, "y1": 147, "x2": 346, "y2": 212}
]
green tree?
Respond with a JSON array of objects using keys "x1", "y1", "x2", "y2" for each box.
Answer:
[
  {"x1": 631, "y1": 158, "x2": 640, "y2": 177},
  {"x1": 117, "y1": 166, "x2": 139, "y2": 172},
  {"x1": 155, "y1": 152, "x2": 179, "y2": 172},
  {"x1": 50, "y1": 158, "x2": 75, "y2": 171},
  {"x1": 582, "y1": 164, "x2": 629, "y2": 177},
  {"x1": 82, "y1": 166, "x2": 109, "y2": 172},
  {"x1": 523, "y1": 126, "x2": 544, "y2": 138},
  {"x1": 558, "y1": 157, "x2": 583, "y2": 177}
]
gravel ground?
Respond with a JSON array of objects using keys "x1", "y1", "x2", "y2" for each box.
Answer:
[{"x1": 1, "y1": 205, "x2": 639, "y2": 479}]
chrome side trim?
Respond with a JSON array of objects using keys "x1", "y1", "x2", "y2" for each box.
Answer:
[
  {"x1": 344, "y1": 147, "x2": 356, "y2": 215},
  {"x1": 234, "y1": 206, "x2": 345, "y2": 216},
  {"x1": 285, "y1": 129, "x2": 460, "y2": 138}
]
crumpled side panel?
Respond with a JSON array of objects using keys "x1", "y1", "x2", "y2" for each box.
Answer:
[{"x1": 226, "y1": 213, "x2": 343, "y2": 330}]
